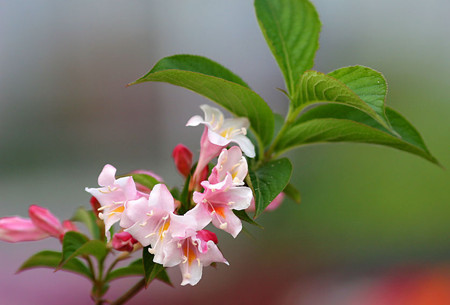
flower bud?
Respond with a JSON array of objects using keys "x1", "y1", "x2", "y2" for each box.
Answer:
[
  {"x1": 247, "y1": 192, "x2": 285, "y2": 212},
  {"x1": 90, "y1": 196, "x2": 101, "y2": 216},
  {"x1": 0, "y1": 216, "x2": 49, "y2": 243},
  {"x1": 172, "y1": 144, "x2": 193, "y2": 177},
  {"x1": 28, "y1": 205, "x2": 63, "y2": 238},
  {"x1": 112, "y1": 231, "x2": 138, "y2": 252}
]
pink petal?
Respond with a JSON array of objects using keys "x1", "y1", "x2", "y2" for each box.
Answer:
[{"x1": 98, "y1": 164, "x2": 117, "y2": 186}]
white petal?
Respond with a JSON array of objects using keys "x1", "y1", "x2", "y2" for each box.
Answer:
[
  {"x1": 232, "y1": 134, "x2": 255, "y2": 158},
  {"x1": 186, "y1": 115, "x2": 205, "y2": 127},
  {"x1": 207, "y1": 129, "x2": 230, "y2": 146}
]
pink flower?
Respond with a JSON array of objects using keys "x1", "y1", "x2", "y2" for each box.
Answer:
[
  {"x1": 162, "y1": 229, "x2": 228, "y2": 286},
  {"x1": 187, "y1": 105, "x2": 255, "y2": 158},
  {"x1": 209, "y1": 147, "x2": 248, "y2": 186},
  {"x1": 172, "y1": 144, "x2": 193, "y2": 177},
  {"x1": 85, "y1": 164, "x2": 144, "y2": 240},
  {"x1": 187, "y1": 105, "x2": 255, "y2": 189},
  {"x1": 247, "y1": 192, "x2": 285, "y2": 212},
  {"x1": 0, "y1": 217, "x2": 49, "y2": 243},
  {"x1": 112, "y1": 231, "x2": 138, "y2": 252},
  {"x1": 191, "y1": 174, "x2": 253, "y2": 237},
  {"x1": 123, "y1": 184, "x2": 197, "y2": 264}
]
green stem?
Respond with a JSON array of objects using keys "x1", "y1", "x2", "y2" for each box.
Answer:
[
  {"x1": 110, "y1": 279, "x2": 146, "y2": 305},
  {"x1": 264, "y1": 103, "x2": 307, "y2": 162}
]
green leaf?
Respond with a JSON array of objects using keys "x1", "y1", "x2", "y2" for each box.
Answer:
[
  {"x1": 255, "y1": 0, "x2": 321, "y2": 95},
  {"x1": 156, "y1": 268, "x2": 173, "y2": 287},
  {"x1": 71, "y1": 206, "x2": 101, "y2": 240},
  {"x1": 328, "y1": 65, "x2": 388, "y2": 123},
  {"x1": 130, "y1": 173, "x2": 161, "y2": 190},
  {"x1": 283, "y1": 183, "x2": 301, "y2": 204},
  {"x1": 60, "y1": 232, "x2": 108, "y2": 268},
  {"x1": 106, "y1": 259, "x2": 144, "y2": 282},
  {"x1": 60, "y1": 231, "x2": 89, "y2": 262},
  {"x1": 142, "y1": 246, "x2": 167, "y2": 287},
  {"x1": 128, "y1": 55, "x2": 274, "y2": 146},
  {"x1": 233, "y1": 210, "x2": 263, "y2": 228},
  {"x1": 294, "y1": 71, "x2": 390, "y2": 129},
  {"x1": 170, "y1": 187, "x2": 181, "y2": 201},
  {"x1": 275, "y1": 118, "x2": 439, "y2": 164},
  {"x1": 18, "y1": 251, "x2": 93, "y2": 280},
  {"x1": 178, "y1": 173, "x2": 191, "y2": 215},
  {"x1": 142, "y1": 54, "x2": 250, "y2": 88},
  {"x1": 249, "y1": 158, "x2": 293, "y2": 218}
]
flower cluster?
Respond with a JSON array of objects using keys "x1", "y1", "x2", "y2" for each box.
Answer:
[
  {"x1": 85, "y1": 105, "x2": 257, "y2": 285},
  {"x1": 0, "y1": 105, "x2": 285, "y2": 288}
]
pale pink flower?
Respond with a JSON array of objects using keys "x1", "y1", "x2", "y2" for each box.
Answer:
[
  {"x1": 209, "y1": 147, "x2": 248, "y2": 186},
  {"x1": 172, "y1": 144, "x2": 193, "y2": 177},
  {"x1": 247, "y1": 192, "x2": 285, "y2": 212},
  {"x1": 112, "y1": 231, "x2": 138, "y2": 252},
  {"x1": 85, "y1": 164, "x2": 144, "y2": 240},
  {"x1": 123, "y1": 184, "x2": 197, "y2": 264},
  {"x1": 162, "y1": 229, "x2": 228, "y2": 286},
  {"x1": 191, "y1": 174, "x2": 253, "y2": 237},
  {"x1": 186, "y1": 105, "x2": 255, "y2": 158},
  {"x1": 0, "y1": 216, "x2": 49, "y2": 243},
  {"x1": 187, "y1": 105, "x2": 255, "y2": 189}
]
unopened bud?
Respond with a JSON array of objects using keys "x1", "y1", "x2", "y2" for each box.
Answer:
[
  {"x1": 112, "y1": 231, "x2": 138, "y2": 252},
  {"x1": 172, "y1": 144, "x2": 193, "y2": 177},
  {"x1": 0, "y1": 216, "x2": 49, "y2": 243},
  {"x1": 28, "y1": 205, "x2": 63, "y2": 238}
]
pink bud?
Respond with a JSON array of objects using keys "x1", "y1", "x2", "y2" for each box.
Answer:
[
  {"x1": 28, "y1": 205, "x2": 63, "y2": 238},
  {"x1": 112, "y1": 231, "x2": 138, "y2": 252},
  {"x1": 247, "y1": 192, "x2": 285, "y2": 212},
  {"x1": 62, "y1": 220, "x2": 78, "y2": 233},
  {"x1": 196, "y1": 229, "x2": 218, "y2": 244},
  {"x1": 172, "y1": 144, "x2": 193, "y2": 177},
  {"x1": 90, "y1": 196, "x2": 101, "y2": 217},
  {"x1": 0, "y1": 216, "x2": 49, "y2": 243}
]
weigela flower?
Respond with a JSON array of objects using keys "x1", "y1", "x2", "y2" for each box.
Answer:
[
  {"x1": 191, "y1": 174, "x2": 253, "y2": 237},
  {"x1": 186, "y1": 104, "x2": 255, "y2": 158},
  {"x1": 123, "y1": 184, "x2": 197, "y2": 264},
  {"x1": 162, "y1": 229, "x2": 228, "y2": 286},
  {"x1": 85, "y1": 164, "x2": 144, "y2": 240},
  {"x1": 187, "y1": 105, "x2": 255, "y2": 189},
  {"x1": 209, "y1": 147, "x2": 248, "y2": 186}
]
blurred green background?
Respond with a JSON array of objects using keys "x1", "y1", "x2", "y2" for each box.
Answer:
[{"x1": 1, "y1": 0, "x2": 449, "y2": 304}]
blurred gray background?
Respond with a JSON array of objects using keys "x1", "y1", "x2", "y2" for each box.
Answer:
[{"x1": 1, "y1": 1, "x2": 449, "y2": 304}]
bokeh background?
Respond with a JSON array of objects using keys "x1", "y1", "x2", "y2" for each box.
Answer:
[{"x1": 1, "y1": 1, "x2": 449, "y2": 304}]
